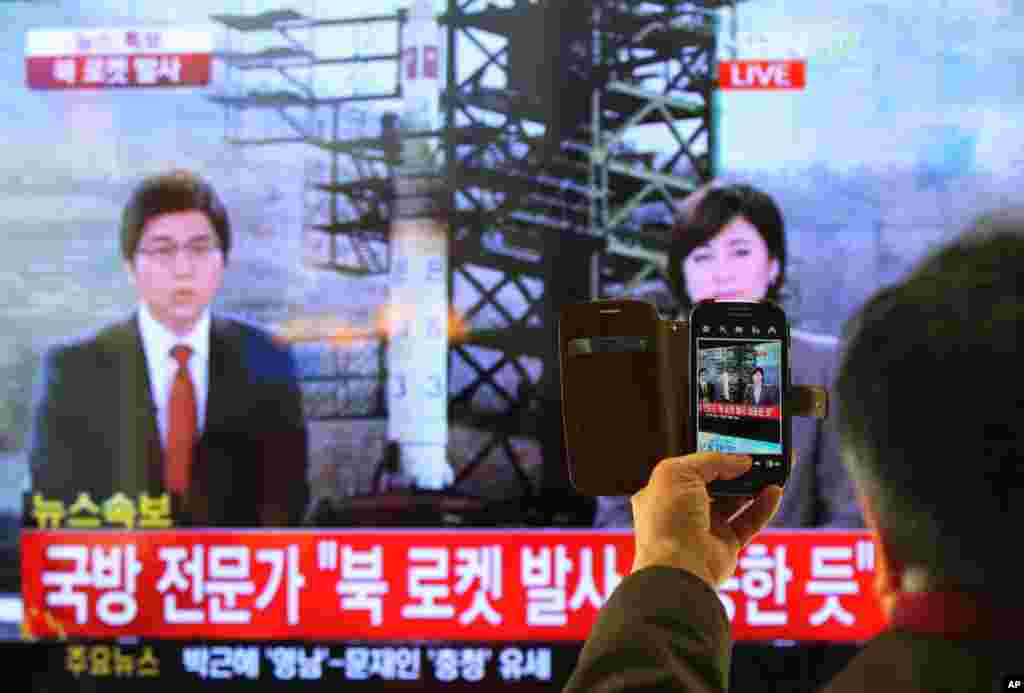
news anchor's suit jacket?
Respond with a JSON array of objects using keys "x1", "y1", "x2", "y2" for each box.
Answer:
[
  {"x1": 563, "y1": 567, "x2": 1018, "y2": 693},
  {"x1": 28, "y1": 314, "x2": 309, "y2": 526},
  {"x1": 594, "y1": 330, "x2": 864, "y2": 528}
]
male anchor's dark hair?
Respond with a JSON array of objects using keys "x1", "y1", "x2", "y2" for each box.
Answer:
[
  {"x1": 668, "y1": 183, "x2": 787, "y2": 311},
  {"x1": 835, "y1": 210, "x2": 1023, "y2": 594},
  {"x1": 121, "y1": 170, "x2": 231, "y2": 261}
]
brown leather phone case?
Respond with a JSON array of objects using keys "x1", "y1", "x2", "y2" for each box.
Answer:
[{"x1": 559, "y1": 300, "x2": 688, "y2": 495}]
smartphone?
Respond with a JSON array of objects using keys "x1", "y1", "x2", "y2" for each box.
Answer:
[{"x1": 689, "y1": 299, "x2": 790, "y2": 495}]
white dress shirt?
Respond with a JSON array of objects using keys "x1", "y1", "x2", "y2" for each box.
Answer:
[
  {"x1": 753, "y1": 383, "x2": 762, "y2": 404},
  {"x1": 137, "y1": 304, "x2": 211, "y2": 448}
]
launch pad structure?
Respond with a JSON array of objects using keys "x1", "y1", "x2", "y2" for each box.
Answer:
[{"x1": 208, "y1": 0, "x2": 724, "y2": 523}]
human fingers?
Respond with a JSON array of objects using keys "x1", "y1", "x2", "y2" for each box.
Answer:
[
  {"x1": 728, "y1": 485, "x2": 784, "y2": 547},
  {"x1": 652, "y1": 452, "x2": 752, "y2": 486}
]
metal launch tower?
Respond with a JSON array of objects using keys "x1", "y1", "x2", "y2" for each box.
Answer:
[{"x1": 208, "y1": 0, "x2": 722, "y2": 523}]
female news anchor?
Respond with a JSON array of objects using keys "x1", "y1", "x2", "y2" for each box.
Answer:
[{"x1": 594, "y1": 183, "x2": 864, "y2": 528}]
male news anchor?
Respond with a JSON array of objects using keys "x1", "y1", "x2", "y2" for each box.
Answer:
[
  {"x1": 28, "y1": 170, "x2": 309, "y2": 526},
  {"x1": 565, "y1": 213, "x2": 1022, "y2": 691}
]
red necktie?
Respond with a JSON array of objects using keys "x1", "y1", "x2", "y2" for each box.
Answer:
[{"x1": 166, "y1": 345, "x2": 197, "y2": 494}]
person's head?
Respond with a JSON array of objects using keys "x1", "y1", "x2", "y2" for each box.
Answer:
[
  {"x1": 668, "y1": 183, "x2": 785, "y2": 312},
  {"x1": 121, "y1": 171, "x2": 231, "y2": 336},
  {"x1": 752, "y1": 367, "x2": 764, "y2": 386},
  {"x1": 836, "y1": 210, "x2": 1023, "y2": 602}
]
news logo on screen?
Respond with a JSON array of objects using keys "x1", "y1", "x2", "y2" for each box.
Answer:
[{"x1": 25, "y1": 27, "x2": 213, "y2": 90}]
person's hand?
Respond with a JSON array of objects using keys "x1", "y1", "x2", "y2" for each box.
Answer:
[{"x1": 630, "y1": 452, "x2": 784, "y2": 588}]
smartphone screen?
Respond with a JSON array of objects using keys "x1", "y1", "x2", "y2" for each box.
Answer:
[{"x1": 692, "y1": 302, "x2": 789, "y2": 491}]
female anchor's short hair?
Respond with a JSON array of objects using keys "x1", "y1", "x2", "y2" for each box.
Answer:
[
  {"x1": 121, "y1": 170, "x2": 231, "y2": 261},
  {"x1": 667, "y1": 183, "x2": 787, "y2": 312}
]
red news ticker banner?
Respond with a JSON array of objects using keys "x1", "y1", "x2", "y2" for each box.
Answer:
[
  {"x1": 700, "y1": 402, "x2": 781, "y2": 419},
  {"x1": 719, "y1": 60, "x2": 807, "y2": 90},
  {"x1": 25, "y1": 27, "x2": 212, "y2": 90},
  {"x1": 21, "y1": 530, "x2": 885, "y2": 643}
]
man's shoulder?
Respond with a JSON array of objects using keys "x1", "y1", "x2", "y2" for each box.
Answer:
[
  {"x1": 211, "y1": 313, "x2": 297, "y2": 376},
  {"x1": 212, "y1": 314, "x2": 284, "y2": 349},
  {"x1": 790, "y1": 328, "x2": 839, "y2": 353},
  {"x1": 43, "y1": 317, "x2": 137, "y2": 368},
  {"x1": 790, "y1": 329, "x2": 840, "y2": 381},
  {"x1": 822, "y1": 630, "x2": 1014, "y2": 693}
]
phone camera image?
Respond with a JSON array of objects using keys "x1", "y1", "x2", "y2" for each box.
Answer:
[{"x1": 695, "y1": 337, "x2": 783, "y2": 455}]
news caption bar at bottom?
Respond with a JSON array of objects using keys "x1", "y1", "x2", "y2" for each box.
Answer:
[
  {"x1": 15, "y1": 640, "x2": 577, "y2": 689},
  {"x1": 14, "y1": 642, "x2": 1021, "y2": 690},
  {"x1": 21, "y1": 529, "x2": 887, "y2": 642}
]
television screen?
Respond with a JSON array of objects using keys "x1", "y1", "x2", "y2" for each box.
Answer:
[{"x1": 2, "y1": 0, "x2": 1021, "y2": 689}]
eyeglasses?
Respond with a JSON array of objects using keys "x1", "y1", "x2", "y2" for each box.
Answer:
[{"x1": 136, "y1": 239, "x2": 221, "y2": 264}]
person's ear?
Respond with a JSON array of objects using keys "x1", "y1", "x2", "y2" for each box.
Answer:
[
  {"x1": 768, "y1": 258, "x2": 780, "y2": 285},
  {"x1": 857, "y1": 489, "x2": 903, "y2": 619},
  {"x1": 124, "y1": 259, "x2": 136, "y2": 284}
]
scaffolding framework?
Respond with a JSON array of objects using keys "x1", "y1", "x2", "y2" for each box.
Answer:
[
  {"x1": 210, "y1": 8, "x2": 405, "y2": 276},
  {"x1": 442, "y1": 0, "x2": 718, "y2": 509}
]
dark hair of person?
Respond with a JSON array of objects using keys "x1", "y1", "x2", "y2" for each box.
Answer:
[
  {"x1": 667, "y1": 183, "x2": 787, "y2": 312},
  {"x1": 121, "y1": 170, "x2": 231, "y2": 261},
  {"x1": 752, "y1": 367, "x2": 764, "y2": 378},
  {"x1": 835, "y1": 210, "x2": 1024, "y2": 594}
]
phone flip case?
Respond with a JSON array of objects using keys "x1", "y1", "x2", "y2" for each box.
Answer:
[{"x1": 560, "y1": 299, "x2": 827, "y2": 496}]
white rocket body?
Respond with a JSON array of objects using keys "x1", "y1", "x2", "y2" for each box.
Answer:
[
  {"x1": 401, "y1": 0, "x2": 442, "y2": 134},
  {"x1": 387, "y1": 1, "x2": 451, "y2": 490}
]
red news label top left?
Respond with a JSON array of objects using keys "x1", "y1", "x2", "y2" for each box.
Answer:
[{"x1": 25, "y1": 27, "x2": 213, "y2": 90}]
